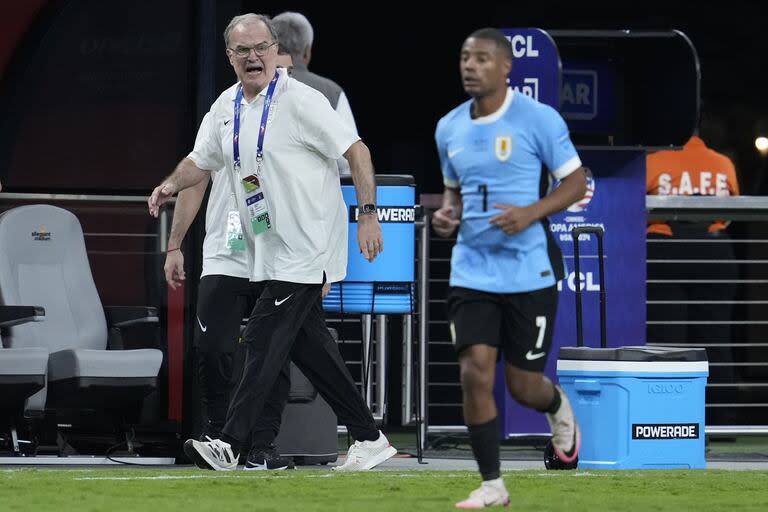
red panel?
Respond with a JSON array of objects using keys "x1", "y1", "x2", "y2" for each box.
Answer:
[{"x1": 167, "y1": 283, "x2": 185, "y2": 421}]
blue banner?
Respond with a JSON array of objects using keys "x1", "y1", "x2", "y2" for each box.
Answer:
[
  {"x1": 501, "y1": 28, "x2": 560, "y2": 108},
  {"x1": 551, "y1": 150, "x2": 647, "y2": 366}
]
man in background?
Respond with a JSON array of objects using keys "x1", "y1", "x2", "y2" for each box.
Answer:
[
  {"x1": 275, "y1": 44, "x2": 293, "y2": 70},
  {"x1": 646, "y1": 119, "x2": 740, "y2": 423},
  {"x1": 272, "y1": 11, "x2": 357, "y2": 175}
]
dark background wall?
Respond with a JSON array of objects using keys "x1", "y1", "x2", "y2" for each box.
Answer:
[
  {"x1": 0, "y1": 0, "x2": 195, "y2": 193},
  {"x1": 0, "y1": 0, "x2": 766, "y2": 197}
]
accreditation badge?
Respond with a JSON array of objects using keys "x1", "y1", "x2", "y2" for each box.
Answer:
[
  {"x1": 241, "y1": 174, "x2": 271, "y2": 235},
  {"x1": 225, "y1": 210, "x2": 246, "y2": 251}
]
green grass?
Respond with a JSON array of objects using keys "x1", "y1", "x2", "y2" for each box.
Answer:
[{"x1": 1, "y1": 469, "x2": 768, "y2": 511}]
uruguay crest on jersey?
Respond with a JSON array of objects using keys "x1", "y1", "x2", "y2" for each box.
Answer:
[{"x1": 495, "y1": 135, "x2": 512, "y2": 161}]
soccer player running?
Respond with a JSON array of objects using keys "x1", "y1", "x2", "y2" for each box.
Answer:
[{"x1": 433, "y1": 28, "x2": 587, "y2": 508}]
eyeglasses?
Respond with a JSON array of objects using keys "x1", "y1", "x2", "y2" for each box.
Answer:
[{"x1": 228, "y1": 42, "x2": 277, "y2": 58}]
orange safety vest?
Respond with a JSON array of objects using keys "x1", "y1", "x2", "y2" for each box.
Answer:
[{"x1": 646, "y1": 136, "x2": 740, "y2": 236}]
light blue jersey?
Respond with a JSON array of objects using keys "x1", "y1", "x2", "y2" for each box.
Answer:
[{"x1": 435, "y1": 88, "x2": 582, "y2": 293}]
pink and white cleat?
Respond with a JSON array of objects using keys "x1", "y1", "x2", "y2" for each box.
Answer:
[{"x1": 545, "y1": 385, "x2": 581, "y2": 463}]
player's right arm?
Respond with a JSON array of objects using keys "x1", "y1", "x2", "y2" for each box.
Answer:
[{"x1": 433, "y1": 116, "x2": 462, "y2": 238}]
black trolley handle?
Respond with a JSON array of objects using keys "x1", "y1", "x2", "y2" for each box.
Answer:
[{"x1": 571, "y1": 226, "x2": 606, "y2": 348}]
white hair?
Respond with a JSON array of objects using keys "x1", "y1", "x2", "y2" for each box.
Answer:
[
  {"x1": 272, "y1": 11, "x2": 314, "y2": 52},
  {"x1": 223, "y1": 13, "x2": 277, "y2": 47}
]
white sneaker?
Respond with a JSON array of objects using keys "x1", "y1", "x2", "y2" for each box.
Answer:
[
  {"x1": 183, "y1": 437, "x2": 239, "y2": 471},
  {"x1": 455, "y1": 479, "x2": 510, "y2": 509},
  {"x1": 545, "y1": 385, "x2": 581, "y2": 463},
  {"x1": 332, "y1": 430, "x2": 397, "y2": 471}
]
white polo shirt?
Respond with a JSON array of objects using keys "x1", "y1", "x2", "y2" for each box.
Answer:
[
  {"x1": 194, "y1": 113, "x2": 252, "y2": 280},
  {"x1": 188, "y1": 68, "x2": 359, "y2": 284}
]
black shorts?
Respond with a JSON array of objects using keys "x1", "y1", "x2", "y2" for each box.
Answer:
[
  {"x1": 447, "y1": 285, "x2": 558, "y2": 372},
  {"x1": 195, "y1": 275, "x2": 263, "y2": 352}
]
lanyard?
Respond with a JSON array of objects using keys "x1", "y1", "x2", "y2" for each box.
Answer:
[{"x1": 233, "y1": 71, "x2": 279, "y2": 172}]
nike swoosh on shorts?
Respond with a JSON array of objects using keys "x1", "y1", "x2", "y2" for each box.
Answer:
[{"x1": 274, "y1": 294, "x2": 293, "y2": 306}]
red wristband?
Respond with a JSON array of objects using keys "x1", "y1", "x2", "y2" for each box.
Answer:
[{"x1": 166, "y1": 247, "x2": 181, "y2": 253}]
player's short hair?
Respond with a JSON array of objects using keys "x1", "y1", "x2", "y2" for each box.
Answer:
[{"x1": 468, "y1": 28, "x2": 513, "y2": 61}]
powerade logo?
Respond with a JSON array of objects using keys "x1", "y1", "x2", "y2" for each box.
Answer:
[
  {"x1": 632, "y1": 424, "x2": 699, "y2": 440},
  {"x1": 349, "y1": 206, "x2": 415, "y2": 223}
]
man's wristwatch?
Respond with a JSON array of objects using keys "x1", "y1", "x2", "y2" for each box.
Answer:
[{"x1": 359, "y1": 204, "x2": 377, "y2": 216}]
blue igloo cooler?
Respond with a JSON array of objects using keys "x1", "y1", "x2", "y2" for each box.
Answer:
[
  {"x1": 323, "y1": 175, "x2": 415, "y2": 314},
  {"x1": 557, "y1": 346, "x2": 709, "y2": 469}
]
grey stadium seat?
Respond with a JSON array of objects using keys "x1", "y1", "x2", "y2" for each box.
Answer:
[
  {"x1": 0, "y1": 305, "x2": 47, "y2": 454},
  {"x1": 0, "y1": 205, "x2": 162, "y2": 412},
  {"x1": 0, "y1": 306, "x2": 48, "y2": 409},
  {"x1": 0, "y1": 306, "x2": 47, "y2": 409}
]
